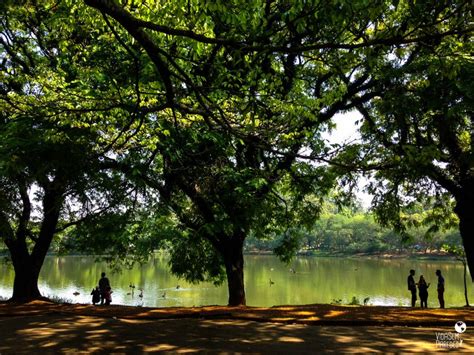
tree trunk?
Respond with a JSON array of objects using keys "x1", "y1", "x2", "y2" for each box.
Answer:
[
  {"x1": 7, "y1": 184, "x2": 63, "y2": 302},
  {"x1": 463, "y1": 260, "x2": 470, "y2": 307},
  {"x1": 223, "y1": 239, "x2": 246, "y2": 306},
  {"x1": 11, "y1": 257, "x2": 42, "y2": 301},
  {"x1": 9, "y1": 236, "x2": 53, "y2": 302},
  {"x1": 455, "y1": 195, "x2": 474, "y2": 282}
]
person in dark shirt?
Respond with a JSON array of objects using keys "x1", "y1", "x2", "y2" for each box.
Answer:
[
  {"x1": 98, "y1": 272, "x2": 110, "y2": 305},
  {"x1": 407, "y1": 269, "x2": 417, "y2": 307},
  {"x1": 436, "y1": 269, "x2": 445, "y2": 309},
  {"x1": 417, "y1": 275, "x2": 430, "y2": 308}
]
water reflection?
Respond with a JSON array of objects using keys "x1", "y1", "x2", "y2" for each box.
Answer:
[{"x1": 0, "y1": 255, "x2": 471, "y2": 308}]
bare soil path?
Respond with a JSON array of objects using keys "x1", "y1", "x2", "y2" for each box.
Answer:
[{"x1": 0, "y1": 301, "x2": 472, "y2": 353}]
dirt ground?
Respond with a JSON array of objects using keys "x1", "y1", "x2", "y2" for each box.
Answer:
[{"x1": 0, "y1": 301, "x2": 473, "y2": 353}]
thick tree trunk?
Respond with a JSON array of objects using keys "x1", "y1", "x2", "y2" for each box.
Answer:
[
  {"x1": 7, "y1": 184, "x2": 63, "y2": 302},
  {"x1": 223, "y1": 239, "x2": 246, "y2": 306},
  {"x1": 463, "y1": 260, "x2": 470, "y2": 307},
  {"x1": 9, "y1": 236, "x2": 53, "y2": 302},
  {"x1": 455, "y1": 195, "x2": 474, "y2": 282},
  {"x1": 11, "y1": 257, "x2": 42, "y2": 301}
]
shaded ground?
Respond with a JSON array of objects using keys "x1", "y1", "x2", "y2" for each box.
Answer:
[{"x1": 0, "y1": 301, "x2": 472, "y2": 353}]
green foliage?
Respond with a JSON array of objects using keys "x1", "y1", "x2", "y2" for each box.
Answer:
[
  {"x1": 0, "y1": 0, "x2": 154, "y2": 300},
  {"x1": 442, "y1": 244, "x2": 466, "y2": 259},
  {"x1": 355, "y1": 8, "x2": 471, "y2": 215},
  {"x1": 273, "y1": 229, "x2": 303, "y2": 264},
  {"x1": 59, "y1": 208, "x2": 176, "y2": 268},
  {"x1": 2, "y1": 0, "x2": 472, "y2": 303},
  {"x1": 168, "y1": 233, "x2": 226, "y2": 286},
  {"x1": 245, "y1": 200, "x2": 462, "y2": 255},
  {"x1": 78, "y1": 1, "x2": 472, "y2": 302},
  {"x1": 347, "y1": 6, "x2": 474, "y2": 274}
]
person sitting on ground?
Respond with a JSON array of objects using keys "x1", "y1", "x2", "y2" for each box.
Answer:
[{"x1": 91, "y1": 287, "x2": 101, "y2": 305}]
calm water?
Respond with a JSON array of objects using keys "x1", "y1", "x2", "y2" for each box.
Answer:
[{"x1": 0, "y1": 255, "x2": 471, "y2": 308}]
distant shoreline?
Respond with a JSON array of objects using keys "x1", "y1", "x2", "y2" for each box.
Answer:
[
  {"x1": 0, "y1": 250, "x2": 458, "y2": 261},
  {"x1": 245, "y1": 250, "x2": 457, "y2": 260}
]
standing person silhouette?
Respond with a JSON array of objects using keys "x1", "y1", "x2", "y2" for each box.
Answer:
[
  {"x1": 436, "y1": 269, "x2": 445, "y2": 309},
  {"x1": 407, "y1": 269, "x2": 417, "y2": 307},
  {"x1": 418, "y1": 275, "x2": 430, "y2": 308},
  {"x1": 98, "y1": 272, "x2": 110, "y2": 305}
]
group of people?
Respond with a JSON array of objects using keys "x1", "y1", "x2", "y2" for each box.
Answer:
[
  {"x1": 90, "y1": 270, "x2": 447, "y2": 308},
  {"x1": 407, "y1": 269, "x2": 445, "y2": 308},
  {"x1": 91, "y1": 272, "x2": 112, "y2": 305}
]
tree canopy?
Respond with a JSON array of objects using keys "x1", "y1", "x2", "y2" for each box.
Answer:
[
  {"x1": 349, "y1": 6, "x2": 474, "y2": 278},
  {"x1": 0, "y1": 0, "x2": 147, "y2": 299},
  {"x1": 1, "y1": 0, "x2": 473, "y2": 305}
]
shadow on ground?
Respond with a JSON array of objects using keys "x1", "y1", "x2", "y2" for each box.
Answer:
[
  {"x1": 0, "y1": 314, "x2": 472, "y2": 353},
  {"x1": 0, "y1": 301, "x2": 472, "y2": 353}
]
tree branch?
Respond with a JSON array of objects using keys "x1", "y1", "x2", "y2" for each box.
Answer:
[{"x1": 85, "y1": 0, "x2": 474, "y2": 53}]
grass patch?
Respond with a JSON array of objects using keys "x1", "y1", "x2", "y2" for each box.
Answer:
[{"x1": 47, "y1": 295, "x2": 73, "y2": 304}]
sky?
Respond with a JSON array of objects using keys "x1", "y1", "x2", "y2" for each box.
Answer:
[{"x1": 324, "y1": 111, "x2": 373, "y2": 209}]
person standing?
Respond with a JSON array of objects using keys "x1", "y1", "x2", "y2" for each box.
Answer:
[
  {"x1": 407, "y1": 269, "x2": 417, "y2": 307},
  {"x1": 98, "y1": 272, "x2": 110, "y2": 305},
  {"x1": 436, "y1": 269, "x2": 445, "y2": 309},
  {"x1": 418, "y1": 275, "x2": 430, "y2": 308}
]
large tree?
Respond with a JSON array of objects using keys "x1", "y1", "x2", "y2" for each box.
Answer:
[
  {"x1": 0, "y1": 0, "x2": 148, "y2": 300},
  {"x1": 354, "y1": 29, "x2": 474, "y2": 278},
  {"x1": 83, "y1": 0, "x2": 473, "y2": 305}
]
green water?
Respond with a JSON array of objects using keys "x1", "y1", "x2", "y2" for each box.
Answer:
[{"x1": 0, "y1": 255, "x2": 471, "y2": 308}]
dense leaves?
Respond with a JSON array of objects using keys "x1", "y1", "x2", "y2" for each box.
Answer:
[
  {"x1": 1, "y1": 0, "x2": 472, "y2": 304},
  {"x1": 0, "y1": 0, "x2": 146, "y2": 299},
  {"x1": 350, "y1": 9, "x2": 474, "y2": 278}
]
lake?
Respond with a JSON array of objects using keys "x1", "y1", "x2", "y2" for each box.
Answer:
[{"x1": 0, "y1": 255, "x2": 471, "y2": 308}]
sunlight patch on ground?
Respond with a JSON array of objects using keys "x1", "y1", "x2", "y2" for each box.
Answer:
[
  {"x1": 344, "y1": 346, "x2": 385, "y2": 352},
  {"x1": 76, "y1": 316, "x2": 106, "y2": 325},
  {"x1": 270, "y1": 317, "x2": 294, "y2": 322},
  {"x1": 323, "y1": 310, "x2": 347, "y2": 318},
  {"x1": 202, "y1": 319, "x2": 253, "y2": 326},
  {"x1": 120, "y1": 318, "x2": 154, "y2": 324},
  {"x1": 384, "y1": 336, "x2": 442, "y2": 352},
  {"x1": 289, "y1": 311, "x2": 315, "y2": 316},
  {"x1": 18, "y1": 328, "x2": 62, "y2": 338},
  {"x1": 335, "y1": 335, "x2": 356, "y2": 343},
  {"x1": 273, "y1": 306, "x2": 296, "y2": 311},
  {"x1": 85, "y1": 329, "x2": 109, "y2": 334},
  {"x1": 143, "y1": 344, "x2": 179, "y2": 352},
  {"x1": 278, "y1": 336, "x2": 305, "y2": 343},
  {"x1": 41, "y1": 341, "x2": 59, "y2": 347}
]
